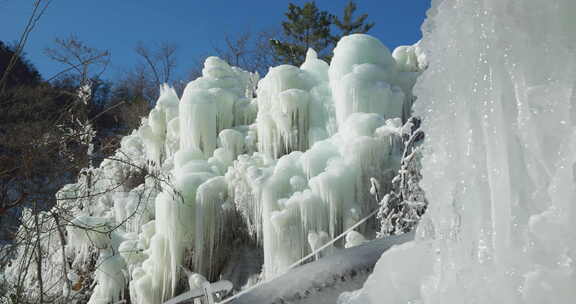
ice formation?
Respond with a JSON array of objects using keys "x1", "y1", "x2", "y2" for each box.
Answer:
[
  {"x1": 2, "y1": 33, "x2": 427, "y2": 304},
  {"x1": 330, "y1": 35, "x2": 404, "y2": 126},
  {"x1": 341, "y1": 0, "x2": 576, "y2": 303}
]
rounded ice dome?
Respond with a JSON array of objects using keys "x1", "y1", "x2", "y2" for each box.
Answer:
[{"x1": 329, "y1": 34, "x2": 396, "y2": 82}]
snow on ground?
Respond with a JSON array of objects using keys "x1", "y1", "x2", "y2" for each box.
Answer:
[{"x1": 229, "y1": 232, "x2": 413, "y2": 304}]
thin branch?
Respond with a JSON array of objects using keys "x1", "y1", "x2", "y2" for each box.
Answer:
[{"x1": 0, "y1": 0, "x2": 52, "y2": 93}]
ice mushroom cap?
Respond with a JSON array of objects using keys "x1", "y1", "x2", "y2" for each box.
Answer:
[{"x1": 329, "y1": 34, "x2": 396, "y2": 83}]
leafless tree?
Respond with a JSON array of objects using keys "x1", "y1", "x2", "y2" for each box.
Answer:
[
  {"x1": 44, "y1": 36, "x2": 112, "y2": 168},
  {"x1": 135, "y1": 41, "x2": 177, "y2": 88},
  {"x1": 0, "y1": 0, "x2": 52, "y2": 94},
  {"x1": 1, "y1": 141, "x2": 175, "y2": 303},
  {"x1": 213, "y1": 28, "x2": 282, "y2": 75},
  {"x1": 1, "y1": 6, "x2": 180, "y2": 304},
  {"x1": 214, "y1": 32, "x2": 252, "y2": 68},
  {"x1": 44, "y1": 35, "x2": 111, "y2": 89}
]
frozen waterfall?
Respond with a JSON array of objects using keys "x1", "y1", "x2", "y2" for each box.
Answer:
[
  {"x1": 341, "y1": 0, "x2": 576, "y2": 303},
  {"x1": 2, "y1": 32, "x2": 427, "y2": 304}
]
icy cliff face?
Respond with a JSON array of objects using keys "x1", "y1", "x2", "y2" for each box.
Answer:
[
  {"x1": 2, "y1": 34, "x2": 426, "y2": 304},
  {"x1": 342, "y1": 0, "x2": 576, "y2": 303}
]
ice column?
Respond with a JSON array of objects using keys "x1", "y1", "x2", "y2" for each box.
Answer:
[
  {"x1": 329, "y1": 34, "x2": 405, "y2": 127},
  {"x1": 343, "y1": 0, "x2": 576, "y2": 303}
]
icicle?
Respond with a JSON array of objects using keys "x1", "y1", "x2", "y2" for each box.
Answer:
[
  {"x1": 194, "y1": 176, "x2": 235, "y2": 280},
  {"x1": 256, "y1": 65, "x2": 315, "y2": 158}
]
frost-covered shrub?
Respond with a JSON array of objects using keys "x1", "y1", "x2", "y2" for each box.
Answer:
[{"x1": 377, "y1": 117, "x2": 426, "y2": 237}]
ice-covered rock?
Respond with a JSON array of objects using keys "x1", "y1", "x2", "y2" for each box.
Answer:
[{"x1": 344, "y1": 231, "x2": 367, "y2": 248}]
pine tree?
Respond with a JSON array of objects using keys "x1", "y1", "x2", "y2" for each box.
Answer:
[
  {"x1": 333, "y1": 1, "x2": 375, "y2": 41},
  {"x1": 270, "y1": 2, "x2": 334, "y2": 66}
]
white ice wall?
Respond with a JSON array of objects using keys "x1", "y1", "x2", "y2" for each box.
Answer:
[{"x1": 342, "y1": 0, "x2": 576, "y2": 303}]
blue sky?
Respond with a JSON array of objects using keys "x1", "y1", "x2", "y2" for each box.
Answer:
[{"x1": 0, "y1": 1, "x2": 431, "y2": 81}]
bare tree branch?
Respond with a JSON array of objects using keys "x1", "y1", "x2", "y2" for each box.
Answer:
[
  {"x1": 44, "y1": 35, "x2": 111, "y2": 85},
  {"x1": 135, "y1": 41, "x2": 177, "y2": 89},
  {"x1": 0, "y1": 0, "x2": 52, "y2": 94}
]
